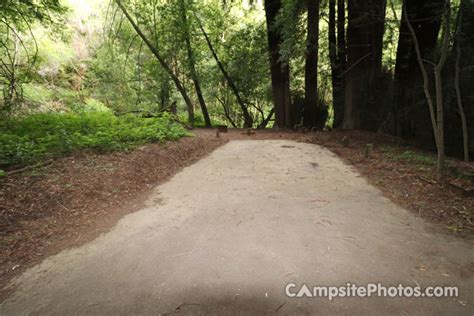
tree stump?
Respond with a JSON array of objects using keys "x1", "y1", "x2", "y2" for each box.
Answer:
[
  {"x1": 365, "y1": 143, "x2": 373, "y2": 159},
  {"x1": 342, "y1": 136, "x2": 350, "y2": 147},
  {"x1": 217, "y1": 125, "x2": 228, "y2": 133}
]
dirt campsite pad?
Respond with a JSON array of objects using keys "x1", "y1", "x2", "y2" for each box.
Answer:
[{"x1": 1, "y1": 139, "x2": 473, "y2": 314}]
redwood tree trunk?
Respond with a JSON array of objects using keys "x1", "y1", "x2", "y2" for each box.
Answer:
[
  {"x1": 342, "y1": 0, "x2": 386, "y2": 130},
  {"x1": 455, "y1": 0, "x2": 474, "y2": 159},
  {"x1": 304, "y1": 0, "x2": 324, "y2": 128},
  {"x1": 362, "y1": 0, "x2": 386, "y2": 131},
  {"x1": 336, "y1": 0, "x2": 346, "y2": 127},
  {"x1": 445, "y1": 0, "x2": 473, "y2": 159},
  {"x1": 392, "y1": 0, "x2": 444, "y2": 141},
  {"x1": 329, "y1": 0, "x2": 346, "y2": 128},
  {"x1": 265, "y1": 0, "x2": 291, "y2": 128},
  {"x1": 342, "y1": 0, "x2": 369, "y2": 129}
]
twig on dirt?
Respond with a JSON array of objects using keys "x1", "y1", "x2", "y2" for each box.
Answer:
[
  {"x1": 58, "y1": 203, "x2": 71, "y2": 212},
  {"x1": 6, "y1": 160, "x2": 53, "y2": 176},
  {"x1": 418, "y1": 176, "x2": 437, "y2": 185},
  {"x1": 173, "y1": 302, "x2": 200, "y2": 313},
  {"x1": 167, "y1": 248, "x2": 205, "y2": 259},
  {"x1": 273, "y1": 301, "x2": 286, "y2": 313},
  {"x1": 448, "y1": 182, "x2": 474, "y2": 197},
  {"x1": 162, "y1": 302, "x2": 201, "y2": 315}
]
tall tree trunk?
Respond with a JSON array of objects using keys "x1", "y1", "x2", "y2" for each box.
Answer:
[
  {"x1": 195, "y1": 15, "x2": 253, "y2": 128},
  {"x1": 363, "y1": 0, "x2": 386, "y2": 131},
  {"x1": 342, "y1": 0, "x2": 369, "y2": 129},
  {"x1": 405, "y1": 1, "x2": 451, "y2": 180},
  {"x1": 454, "y1": 9, "x2": 469, "y2": 161},
  {"x1": 392, "y1": 0, "x2": 444, "y2": 140},
  {"x1": 115, "y1": 0, "x2": 195, "y2": 125},
  {"x1": 329, "y1": 0, "x2": 346, "y2": 128},
  {"x1": 329, "y1": 0, "x2": 337, "y2": 107},
  {"x1": 461, "y1": 0, "x2": 474, "y2": 159},
  {"x1": 336, "y1": 0, "x2": 346, "y2": 79},
  {"x1": 342, "y1": 0, "x2": 386, "y2": 130},
  {"x1": 179, "y1": 0, "x2": 211, "y2": 127},
  {"x1": 304, "y1": 0, "x2": 324, "y2": 128},
  {"x1": 264, "y1": 0, "x2": 291, "y2": 128},
  {"x1": 446, "y1": 0, "x2": 473, "y2": 161}
]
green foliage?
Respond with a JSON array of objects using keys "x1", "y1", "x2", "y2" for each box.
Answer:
[
  {"x1": 0, "y1": 169, "x2": 5, "y2": 177},
  {"x1": 177, "y1": 111, "x2": 227, "y2": 127},
  {"x1": 277, "y1": 0, "x2": 306, "y2": 64},
  {"x1": 383, "y1": 148, "x2": 437, "y2": 166},
  {"x1": 0, "y1": 0, "x2": 69, "y2": 112},
  {"x1": 0, "y1": 112, "x2": 189, "y2": 167},
  {"x1": 1, "y1": 0, "x2": 67, "y2": 26},
  {"x1": 23, "y1": 83, "x2": 54, "y2": 103},
  {"x1": 83, "y1": 98, "x2": 110, "y2": 113},
  {"x1": 197, "y1": 0, "x2": 272, "y2": 127},
  {"x1": 396, "y1": 151, "x2": 437, "y2": 166}
]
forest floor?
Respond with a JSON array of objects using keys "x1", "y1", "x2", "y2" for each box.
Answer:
[
  {"x1": 0, "y1": 129, "x2": 473, "y2": 302},
  {"x1": 1, "y1": 137, "x2": 473, "y2": 314}
]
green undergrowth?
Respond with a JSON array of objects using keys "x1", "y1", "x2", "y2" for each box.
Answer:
[
  {"x1": 382, "y1": 147, "x2": 473, "y2": 180},
  {"x1": 396, "y1": 150, "x2": 437, "y2": 166},
  {"x1": 0, "y1": 112, "x2": 190, "y2": 168},
  {"x1": 382, "y1": 147, "x2": 436, "y2": 166}
]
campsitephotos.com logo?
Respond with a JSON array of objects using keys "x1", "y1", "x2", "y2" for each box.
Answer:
[{"x1": 285, "y1": 283, "x2": 459, "y2": 301}]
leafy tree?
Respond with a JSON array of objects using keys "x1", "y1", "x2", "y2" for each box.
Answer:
[
  {"x1": 0, "y1": 0, "x2": 67, "y2": 112},
  {"x1": 114, "y1": 0, "x2": 196, "y2": 125}
]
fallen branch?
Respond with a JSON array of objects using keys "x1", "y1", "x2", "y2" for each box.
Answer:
[
  {"x1": 418, "y1": 176, "x2": 437, "y2": 185},
  {"x1": 448, "y1": 182, "x2": 474, "y2": 197},
  {"x1": 6, "y1": 159, "x2": 53, "y2": 176}
]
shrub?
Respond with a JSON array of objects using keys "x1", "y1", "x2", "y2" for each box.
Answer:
[{"x1": 0, "y1": 112, "x2": 190, "y2": 168}]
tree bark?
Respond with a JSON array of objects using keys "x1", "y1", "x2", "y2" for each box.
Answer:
[
  {"x1": 258, "y1": 109, "x2": 275, "y2": 129},
  {"x1": 454, "y1": 0, "x2": 474, "y2": 159},
  {"x1": 405, "y1": 1, "x2": 451, "y2": 180},
  {"x1": 434, "y1": 3, "x2": 450, "y2": 179},
  {"x1": 115, "y1": 0, "x2": 195, "y2": 125},
  {"x1": 329, "y1": 0, "x2": 345, "y2": 128},
  {"x1": 304, "y1": 0, "x2": 324, "y2": 128},
  {"x1": 342, "y1": 0, "x2": 386, "y2": 130},
  {"x1": 264, "y1": 0, "x2": 291, "y2": 128},
  {"x1": 337, "y1": 0, "x2": 346, "y2": 75},
  {"x1": 392, "y1": 0, "x2": 444, "y2": 140},
  {"x1": 329, "y1": 0, "x2": 337, "y2": 98},
  {"x1": 328, "y1": 0, "x2": 346, "y2": 128},
  {"x1": 454, "y1": 9, "x2": 469, "y2": 162},
  {"x1": 342, "y1": 0, "x2": 369, "y2": 129}
]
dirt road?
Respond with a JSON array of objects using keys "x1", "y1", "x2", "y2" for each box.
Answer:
[{"x1": 1, "y1": 140, "x2": 473, "y2": 314}]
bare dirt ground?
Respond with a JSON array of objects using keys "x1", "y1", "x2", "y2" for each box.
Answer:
[
  {"x1": 1, "y1": 128, "x2": 472, "y2": 304},
  {"x1": 0, "y1": 133, "x2": 226, "y2": 299},
  {"x1": 1, "y1": 139, "x2": 473, "y2": 314},
  {"x1": 211, "y1": 128, "x2": 473, "y2": 235},
  {"x1": 308, "y1": 130, "x2": 474, "y2": 235}
]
